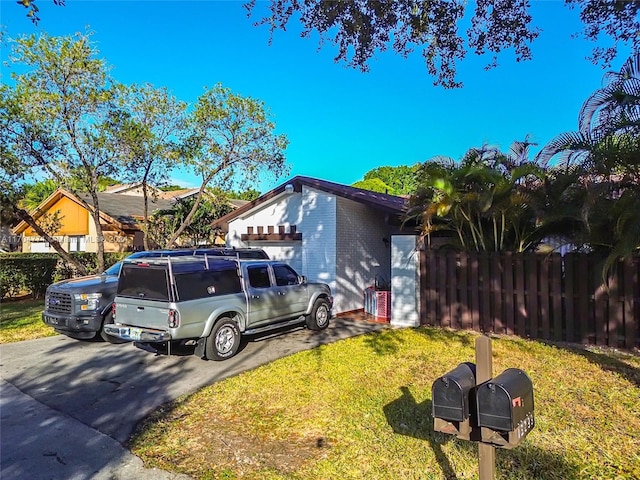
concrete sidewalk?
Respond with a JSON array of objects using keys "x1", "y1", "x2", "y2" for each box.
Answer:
[{"x1": 0, "y1": 380, "x2": 190, "y2": 480}]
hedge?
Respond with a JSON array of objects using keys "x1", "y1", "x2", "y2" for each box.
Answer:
[{"x1": 0, "y1": 252, "x2": 129, "y2": 300}]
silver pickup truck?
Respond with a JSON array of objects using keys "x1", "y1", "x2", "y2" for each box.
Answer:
[
  {"x1": 42, "y1": 247, "x2": 268, "y2": 342},
  {"x1": 104, "y1": 256, "x2": 333, "y2": 360}
]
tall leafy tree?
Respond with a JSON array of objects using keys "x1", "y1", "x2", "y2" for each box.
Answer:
[
  {"x1": 540, "y1": 53, "x2": 640, "y2": 177},
  {"x1": 19, "y1": 180, "x2": 58, "y2": 211},
  {"x1": 228, "y1": 188, "x2": 261, "y2": 201},
  {"x1": 354, "y1": 164, "x2": 419, "y2": 195},
  {"x1": 17, "y1": 2, "x2": 638, "y2": 87},
  {"x1": 246, "y1": 0, "x2": 639, "y2": 88},
  {"x1": 351, "y1": 177, "x2": 393, "y2": 194},
  {"x1": 19, "y1": 174, "x2": 119, "y2": 212},
  {"x1": 111, "y1": 83, "x2": 187, "y2": 249},
  {"x1": 167, "y1": 84, "x2": 289, "y2": 247},
  {"x1": 147, "y1": 194, "x2": 233, "y2": 247},
  {"x1": 1, "y1": 32, "x2": 124, "y2": 272}
]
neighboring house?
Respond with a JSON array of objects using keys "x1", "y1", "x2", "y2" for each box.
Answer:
[
  {"x1": 212, "y1": 176, "x2": 418, "y2": 315},
  {"x1": 160, "y1": 187, "x2": 249, "y2": 210},
  {"x1": 12, "y1": 188, "x2": 175, "y2": 253},
  {"x1": 106, "y1": 183, "x2": 249, "y2": 210},
  {"x1": 103, "y1": 183, "x2": 162, "y2": 196},
  {"x1": 12, "y1": 185, "x2": 250, "y2": 253}
]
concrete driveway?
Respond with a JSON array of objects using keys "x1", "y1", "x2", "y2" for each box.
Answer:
[{"x1": 0, "y1": 318, "x2": 387, "y2": 480}]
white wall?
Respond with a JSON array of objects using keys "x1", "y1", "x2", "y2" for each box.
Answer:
[
  {"x1": 225, "y1": 187, "x2": 337, "y2": 287},
  {"x1": 226, "y1": 191, "x2": 304, "y2": 271},
  {"x1": 390, "y1": 235, "x2": 421, "y2": 327},
  {"x1": 299, "y1": 186, "x2": 337, "y2": 289},
  {"x1": 335, "y1": 197, "x2": 392, "y2": 314}
]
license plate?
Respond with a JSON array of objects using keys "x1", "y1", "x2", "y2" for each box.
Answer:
[
  {"x1": 124, "y1": 327, "x2": 142, "y2": 341},
  {"x1": 45, "y1": 316, "x2": 65, "y2": 326}
]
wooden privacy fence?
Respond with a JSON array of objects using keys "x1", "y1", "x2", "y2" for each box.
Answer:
[{"x1": 419, "y1": 250, "x2": 640, "y2": 349}]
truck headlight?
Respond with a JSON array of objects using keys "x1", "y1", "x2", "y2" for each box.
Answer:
[{"x1": 74, "y1": 293, "x2": 102, "y2": 311}]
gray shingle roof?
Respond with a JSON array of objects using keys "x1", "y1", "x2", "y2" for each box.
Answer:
[{"x1": 80, "y1": 193, "x2": 175, "y2": 227}]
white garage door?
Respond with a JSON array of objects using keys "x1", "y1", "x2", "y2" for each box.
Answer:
[{"x1": 30, "y1": 241, "x2": 50, "y2": 253}]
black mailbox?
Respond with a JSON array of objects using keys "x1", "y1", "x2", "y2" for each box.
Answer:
[
  {"x1": 476, "y1": 368, "x2": 534, "y2": 448},
  {"x1": 432, "y1": 362, "x2": 476, "y2": 422}
]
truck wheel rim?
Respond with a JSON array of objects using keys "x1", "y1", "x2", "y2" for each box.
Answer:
[
  {"x1": 216, "y1": 326, "x2": 235, "y2": 354},
  {"x1": 316, "y1": 306, "x2": 328, "y2": 327}
]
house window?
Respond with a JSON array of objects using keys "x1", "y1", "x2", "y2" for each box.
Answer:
[{"x1": 69, "y1": 236, "x2": 87, "y2": 252}]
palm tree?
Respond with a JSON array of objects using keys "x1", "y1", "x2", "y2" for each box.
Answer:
[
  {"x1": 580, "y1": 52, "x2": 640, "y2": 140},
  {"x1": 407, "y1": 141, "x2": 546, "y2": 252},
  {"x1": 19, "y1": 180, "x2": 58, "y2": 211},
  {"x1": 538, "y1": 53, "x2": 640, "y2": 271},
  {"x1": 539, "y1": 53, "x2": 640, "y2": 177}
]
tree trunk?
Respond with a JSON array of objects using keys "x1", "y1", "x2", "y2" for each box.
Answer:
[
  {"x1": 15, "y1": 208, "x2": 88, "y2": 275},
  {"x1": 87, "y1": 190, "x2": 106, "y2": 273},
  {"x1": 165, "y1": 184, "x2": 208, "y2": 247},
  {"x1": 142, "y1": 182, "x2": 151, "y2": 250}
]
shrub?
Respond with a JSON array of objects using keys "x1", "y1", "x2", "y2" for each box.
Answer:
[
  {"x1": 0, "y1": 254, "x2": 59, "y2": 299},
  {"x1": 0, "y1": 252, "x2": 130, "y2": 299},
  {"x1": 52, "y1": 252, "x2": 127, "y2": 281}
]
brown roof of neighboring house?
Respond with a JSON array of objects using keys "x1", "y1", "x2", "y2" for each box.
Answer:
[{"x1": 211, "y1": 176, "x2": 409, "y2": 231}]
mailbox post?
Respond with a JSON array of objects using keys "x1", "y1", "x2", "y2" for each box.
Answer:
[
  {"x1": 431, "y1": 335, "x2": 535, "y2": 480},
  {"x1": 476, "y1": 336, "x2": 496, "y2": 480}
]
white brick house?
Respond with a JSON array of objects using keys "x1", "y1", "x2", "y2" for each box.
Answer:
[{"x1": 213, "y1": 176, "x2": 417, "y2": 316}]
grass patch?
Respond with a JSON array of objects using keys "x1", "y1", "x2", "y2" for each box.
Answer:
[
  {"x1": 0, "y1": 297, "x2": 55, "y2": 343},
  {"x1": 130, "y1": 328, "x2": 640, "y2": 480}
]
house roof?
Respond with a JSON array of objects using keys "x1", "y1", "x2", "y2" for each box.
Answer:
[
  {"x1": 101, "y1": 183, "x2": 251, "y2": 209},
  {"x1": 158, "y1": 188, "x2": 200, "y2": 200},
  {"x1": 12, "y1": 188, "x2": 175, "y2": 234},
  {"x1": 211, "y1": 175, "x2": 409, "y2": 231},
  {"x1": 104, "y1": 183, "x2": 136, "y2": 193},
  {"x1": 78, "y1": 193, "x2": 174, "y2": 227}
]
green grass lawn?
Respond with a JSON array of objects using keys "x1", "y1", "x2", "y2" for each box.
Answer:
[
  {"x1": 0, "y1": 297, "x2": 55, "y2": 343},
  {"x1": 130, "y1": 327, "x2": 640, "y2": 480}
]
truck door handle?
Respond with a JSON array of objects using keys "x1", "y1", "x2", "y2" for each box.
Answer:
[
  {"x1": 252, "y1": 295, "x2": 260, "y2": 299},
  {"x1": 278, "y1": 292, "x2": 286, "y2": 296},
  {"x1": 137, "y1": 307, "x2": 144, "y2": 311}
]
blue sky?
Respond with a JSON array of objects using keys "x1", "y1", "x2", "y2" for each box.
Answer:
[{"x1": 1, "y1": 0, "x2": 632, "y2": 193}]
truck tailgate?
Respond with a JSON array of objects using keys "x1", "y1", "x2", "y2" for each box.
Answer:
[{"x1": 114, "y1": 297, "x2": 171, "y2": 330}]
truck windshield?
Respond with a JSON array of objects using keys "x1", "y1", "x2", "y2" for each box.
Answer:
[
  {"x1": 118, "y1": 264, "x2": 171, "y2": 301},
  {"x1": 103, "y1": 262, "x2": 122, "y2": 276}
]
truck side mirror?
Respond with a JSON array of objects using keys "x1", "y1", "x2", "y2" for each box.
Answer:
[
  {"x1": 432, "y1": 362, "x2": 476, "y2": 440},
  {"x1": 476, "y1": 368, "x2": 535, "y2": 449}
]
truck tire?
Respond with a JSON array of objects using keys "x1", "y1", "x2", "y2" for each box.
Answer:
[
  {"x1": 100, "y1": 312, "x2": 126, "y2": 344},
  {"x1": 206, "y1": 318, "x2": 240, "y2": 361},
  {"x1": 306, "y1": 298, "x2": 330, "y2": 331}
]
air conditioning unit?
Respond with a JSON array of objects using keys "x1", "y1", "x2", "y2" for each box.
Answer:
[{"x1": 364, "y1": 287, "x2": 391, "y2": 320}]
